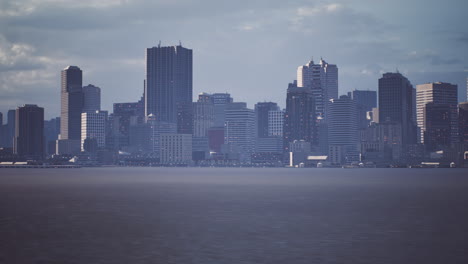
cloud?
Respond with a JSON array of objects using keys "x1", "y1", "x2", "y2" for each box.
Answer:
[{"x1": 405, "y1": 49, "x2": 461, "y2": 66}]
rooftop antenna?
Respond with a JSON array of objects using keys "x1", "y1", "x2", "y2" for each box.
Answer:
[{"x1": 158, "y1": 40, "x2": 161, "y2": 47}]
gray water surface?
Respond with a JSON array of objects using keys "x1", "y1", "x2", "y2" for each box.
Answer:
[{"x1": 1, "y1": 168, "x2": 467, "y2": 264}]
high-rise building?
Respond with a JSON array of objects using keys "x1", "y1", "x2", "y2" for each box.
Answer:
[
  {"x1": 352, "y1": 90, "x2": 377, "y2": 129},
  {"x1": 60, "y1": 66, "x2": 83, "y2": 140},
  {"x1": 44, "y1": 117, "x2": 60, "y2": 155},
  {"x1": 416, "y1": 82, "x2": 458, "y2": 146},
  {"x1": 224, "y1": 104, "x2": 256, "y2": 163},
  {"x1": 378, "y1": 72, "x2": 417, "y2": 147},
  {"x1": 297, "y1": 58, "x2": 338, "y2": 121},
  {"x1": 0, "y1": 110, "x2": 16, "y2": 148},
  {"x1": 193, "y1": 93, "x2": 214, "y2": 137},
  {"x1": 283, "y1": 82, "x2": 316, "y2": 152},
  {"x1": 458, "y1": 102, "x2": 468, "y2": 151},
  {"x1": 423, "y1": 103, "x2": 453, "y2": 151},
  {"x1": 212, "y1": 93, "x2": 233, "y2": 127},
  {"x1": 145, "y1": 44, "x2": 193, "y2": 133},
  {"x1": 255, "y1": 102, "x2": 279, "y2": 138},
  {"x1": 81, "y1": 111, "x2": 107, "y2": 152},
  {"x1": 268, "y1": 109, "x2": 284, "y2": 137},
  {"x1": 14, "y1": 104, "x2": 44, "y2": 160},
  {"x1": 328, "y1": 95, "x2": 359, "y2": 164},
  {"x1": 82, "y1": 84, "x2": 101, "y2": 112}
]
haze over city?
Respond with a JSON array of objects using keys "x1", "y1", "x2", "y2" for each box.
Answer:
[{"x1": 1, "y1": 0, "x2": 467, "y2": 119}]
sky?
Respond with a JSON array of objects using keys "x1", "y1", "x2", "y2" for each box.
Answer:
[{"x1": 0, "y1": 0, "x2": 467, "y2": 119}]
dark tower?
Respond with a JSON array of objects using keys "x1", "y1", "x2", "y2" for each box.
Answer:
[
  {"x1": 255, "y1": 102, "x2": 279, "y2": 138},
  {"x1": 378, "y1": 72, "x2": 417, "y2": 147},
  {"x1": 14, "y1": 104, "x2": 44, "y2": 160},
  {"x1": 145, "y1": 44, "x2": 193, "y2": 133},
  {"x1": 283, "y1": 81, "x2": 316, "y2": 152}
]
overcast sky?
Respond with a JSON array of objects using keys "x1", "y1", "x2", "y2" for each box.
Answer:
[{"x1": 1, "y1": 0, "x2": 467, "y2": 119}]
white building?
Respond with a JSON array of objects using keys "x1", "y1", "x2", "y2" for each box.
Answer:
[
  {"x1": 297, "y1": 58, "x2": 338, "y2": 121},
  {"x1": 160, "y1": 133, "x2": 192, "y2": 165},
  {"x1": 268, "y1": 109, "x2": 284, "y2": 137},
  {"x1": 81, "y1": 111, "x2": 107, "y2": 151}
]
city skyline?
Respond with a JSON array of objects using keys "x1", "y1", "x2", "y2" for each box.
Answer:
[{"x1": 0, "y1": 0, "x2": 467, "y2": 119}]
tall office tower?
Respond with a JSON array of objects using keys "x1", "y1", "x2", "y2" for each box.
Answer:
[
  {"x1": 60, "y1": 66, "x2": 83, "y2": 140},
  {"x1": 145, "y1": 44, "x2": 193, "y2": 134},
  {"x1": 82, "y1": 84, "x2": 101, "y2": 112},
  {"x1": 81, "y1": 111, "x2": 107, "y2": 152},
  {"x1": 212, "y1": 93, "x2": 233, "y2": 127},
  {"x1": 416, "y1": 82, "x2": 458, "y2": 146},
  {"x1": 255, "y1": 102, "x2": 279, "y2": 138},
  {"x1": 0, "y1": 109, "x2": 16, "y2": 147},
  {"x1": 378, "y1": 72, "x2": 417, "y2": 147},
  {"x1": 283, "y1": 82, "x2": 316, "y2": 153},
  {"x1": 423, "y1": 103, "x2": 454, "y2": 151},
  {"x1": 328, "y1": 95, "x2": 359, "y2": 164},
  {"x1": 297, "y1": 58, "x2": 338, "y2": 121},
  {"x1": 352, "y1": 90, "x2": 377, "y2": 129},
  {"x1": 224, "y1": 104, "x2": 256, "y2": 163},
  {"x1": 268, "y1": 109, "x2": 284, "y2": 137},
  {"x1": 14, "y1": 105, "x2": 44, "y2": 160},
  {"x1": 44, "y1": 117, "x2": 60, "y2": 155},
  {"x1": 193, "y1": 93, "x2": 214, "y2": 137},
  {"x1": 458, "y1": 102, "x2": 468, "y2": 151}
]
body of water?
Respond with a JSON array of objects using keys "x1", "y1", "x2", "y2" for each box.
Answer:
[{"x1": 1, "y1": 168, "x2": 467, "y2": 264}]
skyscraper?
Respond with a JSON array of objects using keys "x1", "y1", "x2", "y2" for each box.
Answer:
[
  {"x1": 145, "y1": 44, "x2": 192, "y2": 133},
  {"x1": 224, "y1": 104, "x2": 256, "y2": 163},
  {"x1": 81, "y1": 111, "x2": 107, "y2": 151},
  {"x1": 268, "y1": 109, "x2": 284, "y2": 137},
  {"x1": 193, "y1": 93, "x2": 214, "y2": 137},
  {"x1": 14, "y1": 104, "x2": 44, "y2": 160},
  {"x1": 416, "y1": 82, "x2": 458, "y2": 146},
  {"x1": 459, "y1": 102, "x2": 468, "y2": 151},
  {"x1": 212, "y1": 93, "x2": 233, "y2": 127},
  {"x1": 297, "y1": 58, "x2": 338, "y2": 121},
  {"x1": 283, "y1": 81, "x2": 316, "y2": 152},
  {"x1": 328, "y1": 95, "x2": 359, "y2": 164},
  {"x1": 255, "y1": 102, "x2": 279, "y2": 138},
  {"x1": 60, "y1": 66, "x2": 83, "y2": 140},
  {"x1": 82, "y1": 84, "x2": 101, "y2": 112},
  {"x1": 378, "y1": 72, "x2": 417, "y2": 147}
]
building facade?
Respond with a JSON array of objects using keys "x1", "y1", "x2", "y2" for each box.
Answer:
[
  {"x1": 283, "y1": 82, "x2": 316, "y2": 152},
  {"x1": 81, "y1": 111, "x2": 107, "y2": 151},
  {"x1": 82, "y1": 84, "x2": 101, "y2": 113},
  {"x1": 378, "y1": 72, "x2": 417, "y2": 148},
  {"x1": 14, "y1": 105, "x2": 44, "y2": 160},
  {"x1": 145, "y1": 44, "x2": 193, "y2": 133},
  {"x1": 416, "y1": 82, "x2": 458, "y2": 145}
]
